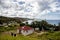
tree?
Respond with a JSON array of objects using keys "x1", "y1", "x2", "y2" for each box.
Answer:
[
  {"x1": 25, "y1": 22, "x2": 29, "y2": 26},
  {"x1": 58, "y1": 23, "x2": 60, "y2": 30},
  {"x1": 40, "y1": 20, "x2": 49, "y2": 31},
  {"x1": 54, "y1": 23, "x2": 60, "y2": 31},
  {"x1": 58, "y1": 23, "x2": 60, "y2": 27},
  {"x1": 20, "y1": 23, "x2": 25, "y2": 26},
  {"x1": 54, "y1": 24, "x2": 56, "y2": 27},
  {"x1": 31, "y1": 22, "x2": 36, "y2": 30}
]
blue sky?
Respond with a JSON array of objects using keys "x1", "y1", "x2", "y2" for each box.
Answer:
[{"x1": 0, "y1": 0, "x2": 60, "y2": 20}]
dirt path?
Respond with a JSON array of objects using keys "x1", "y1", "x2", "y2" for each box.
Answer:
[{"x1": 35, "y1": 31, "x2": 47, "y2": 35}]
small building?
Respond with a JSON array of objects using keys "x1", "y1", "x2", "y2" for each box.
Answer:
[
  {"x1": 35, "y1": 27, "x2": 39, "y2": 31},
  {"x1": 3, "y1": 23, "x2": 7, "y2": 26},
  {"x1": 17, "y1": 26, "x2": 34, "y2": 36}
]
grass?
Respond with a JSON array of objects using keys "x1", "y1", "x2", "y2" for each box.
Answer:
[
  {"x1": 0, "y1": 31, "x2": 60, "y2": 40},
  {"x1": 0, "y1": 32, "x2": 39, "y2": 40}
]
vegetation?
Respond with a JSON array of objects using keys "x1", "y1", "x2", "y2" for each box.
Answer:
[
  {"x1": 0, "y1": 16, "x2": 29, "y2": 24},
  {"x1": 20, "y1": 20, "x2": 60, "y2": 31},
  {"x1": 0, "y1": 31, "x2": 60, "y2": 40},
  {"x1": 0, "y1": 25, "x2": 16, "y2": 32},
  {"x1": 0, "y1": 16, "x2": 29, "y2": 32},
  {"x1": 0, "y1": 16, "x2": 60, "y2": 40}
]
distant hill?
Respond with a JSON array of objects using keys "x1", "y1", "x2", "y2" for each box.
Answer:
[{"x1": 0, "y1": 16, "x2": 29, "y2": 24}]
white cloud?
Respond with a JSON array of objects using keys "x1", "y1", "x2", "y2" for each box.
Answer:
[
  {"x1": 49, "y1": 2, "x2": 60, "y2": 12},
  {"x1": 0, "y1": 0, "x2": 60, "y2": 20}
]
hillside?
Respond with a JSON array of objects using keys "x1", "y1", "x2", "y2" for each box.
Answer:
[{"x1": 0, "y1": 16, "x2": 29, "y2": 23}]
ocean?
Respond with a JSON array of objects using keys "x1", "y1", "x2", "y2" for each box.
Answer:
[
  {"x1": 47, "y1": 20, "x2": 60, "y2": 26},
  {"x1": 23, "y1": 20, "x2": 60, "y2": 26}
]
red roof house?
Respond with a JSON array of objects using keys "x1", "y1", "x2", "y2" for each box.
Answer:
[{"x1": 17, "y1": 26, "x2": 34, "y2": 36}]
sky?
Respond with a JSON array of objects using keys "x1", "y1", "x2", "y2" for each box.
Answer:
[{"x1": 0, "y1": 0, "x2": 60, "y2": 20}]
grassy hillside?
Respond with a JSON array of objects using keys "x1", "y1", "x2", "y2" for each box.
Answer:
[{"x1": 0, "y1": 31, "x2": 60, "y2": 40}]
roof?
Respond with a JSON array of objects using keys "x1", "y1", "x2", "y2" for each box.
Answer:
[{"x1": 18, "y1": 26, "x2": 33, "y2": 31}]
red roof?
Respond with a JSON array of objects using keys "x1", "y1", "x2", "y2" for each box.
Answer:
[{"x1": 18, "y1": 26, "x2": 33, "y2": 31}]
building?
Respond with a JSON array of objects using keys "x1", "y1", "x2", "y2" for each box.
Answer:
[
  {"x1": 17, "y1": 26, "x2": 34, "y2": 36},
  {"x1": 35, "y1": 27, "x2": 39, "y2": 31}
]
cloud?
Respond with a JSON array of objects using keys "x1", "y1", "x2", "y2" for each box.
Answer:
[
  {"x1": 0, "y1": 0, "x2": 60, "y2": 20},
  {"x1": 49, "y1": 2, "x2": 60, "y2": 12}
]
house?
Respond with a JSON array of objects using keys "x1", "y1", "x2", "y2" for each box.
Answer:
[
  {"x1": 3, "y1": 23, "x2": 7, "y2": 26},
  {"x1": 49, "y1": 27, "x2": 55, "y2": 31},
  {"x1": 17, "y1": 26, "x2": 34, "y2": 36},
  {"x1": 0, "y1": 23, "x2": 8, "y2": 27},
  {"x1": 35, "y1": 27, "x2": 39, "y2": 31}
]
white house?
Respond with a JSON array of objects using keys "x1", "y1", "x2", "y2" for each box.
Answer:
[
  {"x1": 35, "y1": 27, "x2": 39, "y2": 31},
  {"x1": 17, "y1": 26, "x2": 34, "y2": 36}
]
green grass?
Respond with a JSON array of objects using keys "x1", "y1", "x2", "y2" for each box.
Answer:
[
  {"x1": 0, "y1": 33, "x2": 38, "y2": 40},
  {"x1": 0, "y1": 31, "x2": 60, "y2": 40},
  {"x1": 37, "y1": 31, "x2": 60, "y2": 40}
]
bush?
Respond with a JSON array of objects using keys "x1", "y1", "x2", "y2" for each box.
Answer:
[{"x1": 48, "y1": 30, "x2": 54, "y2": 33}]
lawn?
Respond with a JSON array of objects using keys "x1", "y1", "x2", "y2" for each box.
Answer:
[{"x1": 0, "y1": 31, "x2": 60, "y2": 40}]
